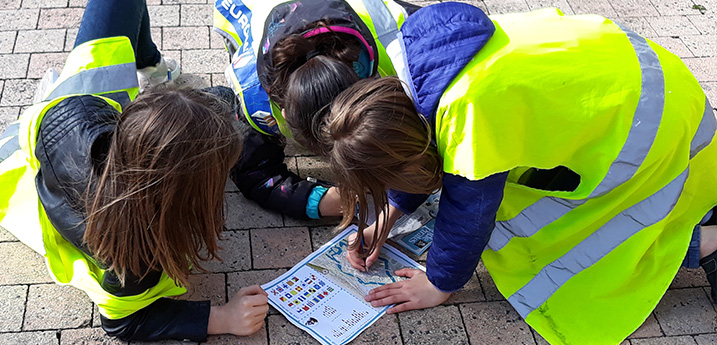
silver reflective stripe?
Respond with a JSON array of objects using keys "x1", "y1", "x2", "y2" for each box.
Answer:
[
  {"x1": 0, "y1": 123, "x2": 19, "y2": 141},
  {"x1": 487, "y1": 24, "x2": 666, "y2": 252},
  {"x1": 508, "y1": 168, "x2": 688, "y2": 318},
  {"x1": 590, "y1": 24, "x2": 665, "y2": 198},
  {"x1": 690, "y1": 98, "x2": 716, "y2": 158},
  {"x1": 0, "y1": 135, "x2": 19, "y2": 162},
  {"x1": 360, "y1": 0, "x2": 400, "y2": 49},
  {"x1": 488, "y1": 197, "x2": 584, "y2": 251},
  {"x1": 45, "y1": 62, "x2": 138, "y2": 101}
]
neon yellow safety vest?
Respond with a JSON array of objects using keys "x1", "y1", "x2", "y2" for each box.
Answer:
[
  {"x1": 434, "y1": 9, "x2": 717, "y2": 345},
  {"x1": 213, "y1": 0, "x2": 408, "y2": 137},
  {"x1": 0, "y1": 36, "x2": 186, "y2": 320}
]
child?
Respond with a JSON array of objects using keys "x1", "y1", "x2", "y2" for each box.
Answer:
[
  {"x1": 0, "y1": 0, "x2": 267, "y2": 341},
  {"x1": 216, "y1": 0, "x2": 419, "y2": 219},
  {"x1": 316, "y1": 3, "x2": 717, "y2": 345}
]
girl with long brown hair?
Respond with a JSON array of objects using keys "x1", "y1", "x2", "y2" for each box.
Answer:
[
  {"x1": 0, "y1": 0, "x2": 267, "y2": 342},
  {"x1": 315, "y1": 3, "x2": 717, "y2": 344}
]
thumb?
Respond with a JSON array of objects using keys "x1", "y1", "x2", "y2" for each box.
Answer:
[{"x1": 395, "y1": 268, "x2": 421, "y2": 278}]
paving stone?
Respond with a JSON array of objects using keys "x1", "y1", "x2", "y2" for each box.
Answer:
[
  {"x1": 15, "y1": 29, "x2": 65, "y2": 53},
  {"x1": 151, "y1": 27, "x2": 162, "y2": 50},
  {"x1": 285, "y1": 141, "x2": 314, "y2": 157},
  {"x1": 21, "y1": 0, "x2": 67, "y2": 8},
  {"x1": 59, "y1": 327, "x2": 125, "y2": 345},
  {"x1": 92, "y1": 304, "x2": 101, "y2": 327},
  {"x1": 681, "y1": 34, "x2": 717, "y2": 57},
  {"x1": 630, "y1": 336, "x2": 698, "y2": 345},
  {"x1": 174, "y1": 73, "x2": 212, "y2": 89},
  {"x1": 285, "y1": 156, "x2": 299, "y2": 175},
  {"x1": 646, "y1": 15, "x2": 700, "y2": 36},
  {"x1": 282, "y1": 214, "x2": 342, "y2": 228},
  {"x1": 648, "y1": 36, "x2": 694, "y2": 58},
  {"x1": 176, "y1": 273, "x2": 226, "y2": 305},
  {"x1": 684, "y1": 57, "x2": 717, "y2": 81},
  {"x1": 0, "y1": 53, "x2": 30, "y2": 78},
  {"x1": 396, "y1": 305, "x2": 468, "y2": 345},
  {"x1": 164, "y1": 0, "x2": 208, "y2": 3},
  {"x1": 251, "y1": 227, "x2": 312, "y2": 269},
  {"x1": 526, "y1": 0, "x2": 574, "y2": 14},
  {"x1": 651, "y1": 0, "x2": 704, "y2": 16},
  {"x1": 653, "y1": 288, "x2": 717, "y2": 335},
  {"x1": 687, "y1": 14, "x2": 717, "y2": 35},
  {"x1": 182, "y1": 49, "x2": 227, "y2": 74},
  {"x1": 0, "y1": 79, "x2": 38, "y2": 106},
  {"x1": 0, "y1": 9, "x2": 39, "y2": 30},
  {"x1": 351, "y1": 314, "x2": 402, "y2": 345},
  {"x1": 203, "y1": 330, "x2": 268, "y2": 345},
  {"x1": 0, "y1": 285, "x2": 27, "y2": 332},
  {"x1": 0, "y1": 0, "x2": 20, "y2": 10},
  {"x1": 148, "y1": 5, "x2": 180, "y2": 27},
  {"x1": 0, "y1": 30, "x2": 16, "y2": 53},
  {"x1": 476, "y1": 260, "x2": 504, "y2": 301},
  {"x1": 460, "y1": 301, "x2": 535, "y2": 345},
  {"x1": 210, "y1": 29, "x2": 227, "y2": 50},
  {"x1": 694, "y1": 334, "x2": 717, "y2": 345},
  {"x1": 629, "y1": 313, "x2": 664, "y2": 339},
  {"x1": 27, "y1": 52, "x2": 68, "y2": 78},
  {"x1": 670, "y1": 267, "x2": 710, "y2": 289},
  {"x1": 483, "y1": 0, "x2": 530, "y2": 14},
  {"x1": 0, "y1": 224, "x2": 20, "y2": 241},
  {"x1": 445, "y1": 271, "x2": 486, "y2": 304},
  {"x1": 163, "y1": 26, "x2": 210, "y2": 50},
  {"x1": 0, "y1": 331, "x2": 58, "y2": 345},
  {"x1": 609, "y1": 0, "x2": 659, "y2": 17},
  {"x1": 68, "y1": 0, "x2": 86, "y2": 6},
  {"x1": 267, "y1": 314, "x2": 318, "y2": 345},
  {"x1": 211, "y1": 73, "x2": 230, "y2": 88},
  {"x1": 64, "y1": 28, "x2": 77, "y2": 51},
  {"x1": 296, "y1": 156, "x2": 334, "y2": 183},
  {"x1": 566, "y1": 0, "x2": 617, "y2": 17},
  {"x1": 309, "y1": 226, "x2": 343, "y2": 250},
  {"x1": 24, "y1": 284, "x2": 93, "y2": 330},
  {"x1": 0, "y1": 242, "x2": 53, "y2": 284},
  {"x1": 199, "y1": 230, "x2": 251, "y2": 273},
  {"x1": 224, "y1": 193, "x2": 284, "y2": 230},
  {"x1": 612, "y1": 16, "x2": 659, "y2": 37},
  {"x1": 180, "y1": 4, "x2": 213, "y2": 26},
  {"x1": 131, "y1": 340, "x2": 195, "y2": 345},
  {"x1": 38, "y1": 8, "x2": 83, "y2": 29}
]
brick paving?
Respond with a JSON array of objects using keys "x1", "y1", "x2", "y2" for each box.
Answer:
[{"x1": 0, "y1": 0, "x2": 715, "y2": 344}]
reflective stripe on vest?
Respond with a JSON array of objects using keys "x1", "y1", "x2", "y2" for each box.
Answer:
[
  {"x1": 0, "y1": 122, "x2": 20, "y2": 162},
  {"x1": 45, "y1": 63, "x2": 138, "y2": 104},
  {"x1": 508, "y1": 168, "x2": 688, "y2": 318},
  {"x1": 487, "y1": 24, "x2": 666, "y2": 252},
  {"x1": 691, "y1": 98, "x2": 716, "y2": 158}
]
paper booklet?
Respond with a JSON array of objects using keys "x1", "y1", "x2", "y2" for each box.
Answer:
[
  {"x1": 261, "y1": 225, "x2": 424, "y2": 345},
  {"x1": 361, "y1": 191, "x2": 441, "y2": 256}
]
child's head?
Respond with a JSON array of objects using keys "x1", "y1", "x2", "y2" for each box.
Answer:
[
  {"x1": 84, "y1": 86, "x2": 242, "y2": 287},
  {"x1": 322, "y1": 77, "x2": 443, "y2": 256},
  {"x1": 265, "y1": 21, "x2": 367, "y2": 151}
]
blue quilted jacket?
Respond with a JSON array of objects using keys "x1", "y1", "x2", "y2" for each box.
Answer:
[{"x1": 387, "y1": 2, "x2": 508, "y2": 293}]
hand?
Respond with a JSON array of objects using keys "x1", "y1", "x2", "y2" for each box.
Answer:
[
  {"x1": 347, "y1": 223, "x2": 383, "y2": 272},
  {"x1": 365, "y1": 268, "x2": 451, "y2": 314},
  {"x1": 208, "y1": 285, "x2": 269, "y2": 336}
]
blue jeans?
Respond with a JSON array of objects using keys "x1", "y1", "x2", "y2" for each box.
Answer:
[
  {"x1": 683, "y1": 209, "x2": 715, "y2": 268},
  {"x1": 74, "y1": 0, "x2": 160, "y2": 69}
]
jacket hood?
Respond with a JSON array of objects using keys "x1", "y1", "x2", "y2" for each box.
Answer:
[{"x1": 400, "y1": 2, "x2": 495, "y2": 122}]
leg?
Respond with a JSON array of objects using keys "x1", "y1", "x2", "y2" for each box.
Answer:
[{"x1": 74, "y1": 0, "x2": 160, "y2": 68}]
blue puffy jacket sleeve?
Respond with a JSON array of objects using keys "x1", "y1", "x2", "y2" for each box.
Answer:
[{"x1": 426, "y1": 172, "x2": 507, "y2": 292}]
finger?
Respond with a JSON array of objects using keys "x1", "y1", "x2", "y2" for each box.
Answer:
[
  {"x1": 347, "y1": 250, "x2": 366, "y2": 271},
  {"x1": 366, "y1": 282, "x2": 403, "y2": 299},
  {"x1": 243, "y1": 294, "x2": 269, "y2": 307},
  {"x1": 394, "y1": 268, "x2": 420, "y2": 278},
  {"x1": 365, "y1": 250, "x2": 381, "y2": 268},
  {"x1": 369, "y1": 293, "x2": 410, "y2": 308},
  {"x1": 239, "y1": 285, "x2": 266, "y2": 297},
  {"x1": 366, "y1": 285, "x2": 405, "y2": 302},
  {"x1": 387, "y1": 301, "x2": 419, "y2": 314}
]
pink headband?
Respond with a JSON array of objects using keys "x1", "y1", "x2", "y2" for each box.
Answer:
[{"x1": 302, "y1": 26, "x2": 375, "y2": 61}]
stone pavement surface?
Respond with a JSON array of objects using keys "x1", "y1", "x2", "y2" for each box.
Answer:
[{"x1": 0, "y1": 0, "x2": 715, "y2": 344}]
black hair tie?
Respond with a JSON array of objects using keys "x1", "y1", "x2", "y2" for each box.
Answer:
[{"x1": 306, "y1": 50, "x2": 322, "y2": 61}]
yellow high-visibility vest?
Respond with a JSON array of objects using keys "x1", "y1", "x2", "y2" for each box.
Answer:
[
  {"x1": 435, "y1": 9, "x2": 717, "y2": 344},
  {"x1": 0, "y1": 36, "x2": 186, "y2": 320}
]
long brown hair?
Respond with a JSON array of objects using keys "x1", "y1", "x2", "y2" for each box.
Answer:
[
  {"x1": 83, "y1": 86, "x2": 242, "y2": 287},
  {"x1": 321, "y1": 77, "x2": 443, "y2": 256}
]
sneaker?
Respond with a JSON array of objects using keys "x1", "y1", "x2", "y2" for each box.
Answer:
[{"x1": 137, "y1": 55, "x2": 181, "y2": 92}]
